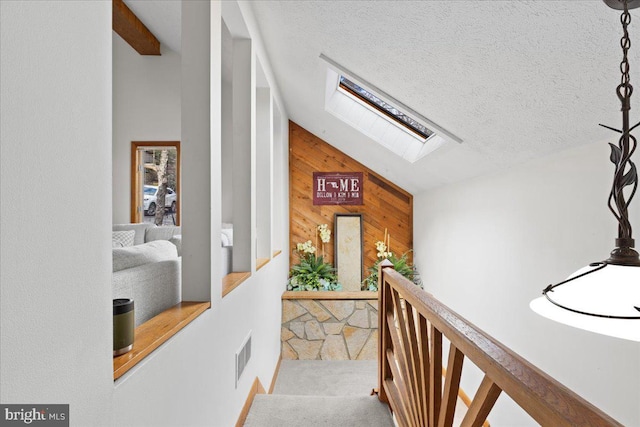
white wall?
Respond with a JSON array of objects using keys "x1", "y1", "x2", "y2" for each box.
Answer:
[
  {"x1": 0, "y1": 1, "x2": 114, "y2": 425},
  {"x1": 113, "y1": 2, "x2": 290, "y2": 425},
  {"x1": 112, "y1": 35, "x2": 181, "y2": 224},
  {"x1": 221, "y1": 20, "x2": 235, "y2": 224},
  {"x1": 256, "y1": 87, "x2": 272, "y2": 260},
  {"x1": 112, "y1": 255, "x2": 288, "y2": 427},
  {"x1": 221, "y1": 76, "x2": 234, "y2": 223},
  {"x1": 180, "y1": 0, "x2": 214, "y2": 301},
  {"x1": 113, "y1": 3, "x2": 290, "y2": 423},
  {"x1": 272, "y1": 101, "x2": 286, "y2": 251},
  {"x1": 414, "y1": 141, "x2": 640, "y2": 426},
  {"x1": 1, "y1": 2, "x2": 290, "y2": 426},
  {"x1": 231, "y1": 38, "x2": 254, "y2": 272}
]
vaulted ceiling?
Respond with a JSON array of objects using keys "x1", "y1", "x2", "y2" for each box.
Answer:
[{"x1": 124, "y1": 1, "x2": 640, "y2": 194}]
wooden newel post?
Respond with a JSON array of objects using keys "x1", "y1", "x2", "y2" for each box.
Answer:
[{"x1": 377, "y1": 259, "x2": 394, "y2": 404}]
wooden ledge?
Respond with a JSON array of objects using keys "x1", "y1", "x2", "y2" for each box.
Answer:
[
  {"x1": 256, "y1": 258, "x2": 269, "y2": 271},
  {"x1": 272, "y1": 249, "x2": 282, "y2": 258},
  {"x1": 113, "y1": 301, "x2": 210, "y2": 380},
  {"x1": 222, "y1": 271, "x2": 251, "y2": 297},
  {"x1": 282, "y1": 291, "x2": 378, "y2": 300}
]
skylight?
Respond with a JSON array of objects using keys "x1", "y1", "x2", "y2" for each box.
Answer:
[
  {"x1": 320, "y1": 54, "x2": 462, "y2": 163},
  {"x1": 338, "y1": 76, "x2": 433, "y2": 140}
]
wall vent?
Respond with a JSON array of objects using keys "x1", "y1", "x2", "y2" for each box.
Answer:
[{"x1": 235, "y1": 332, "x2": 252, "y2": 388}]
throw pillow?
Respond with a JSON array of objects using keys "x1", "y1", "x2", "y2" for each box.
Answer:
[
  {"x1": 112, "y1": 230, "x2": 135, "y2": 247},
  {"x1": 113, "y1": 223, "x2": 154, "y2": 245}
]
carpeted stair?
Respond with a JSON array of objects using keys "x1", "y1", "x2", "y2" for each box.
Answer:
[{"x1": 243, "y1": 360, "x2": 394, "y2": 427}]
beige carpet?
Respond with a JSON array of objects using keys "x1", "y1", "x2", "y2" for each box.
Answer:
[
  {"x1": 243, "y1": 395, "x2": 394, "y2": 427},
  {"x1": 243, "y1": 360, "x2": 394, "y2": 427},
  {"x1": 272, "y1": 360, "x2": 378, "y2": 396}
]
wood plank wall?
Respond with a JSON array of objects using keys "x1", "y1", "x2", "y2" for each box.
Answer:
[{"x1": 289, "y1": 121, "x2": 413, "y2": 280}]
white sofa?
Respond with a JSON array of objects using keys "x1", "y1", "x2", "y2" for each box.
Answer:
[
  {"x1": 111, "y1": 223, "x2": 234, "y2": 325},
  {"x1": 112, "y1": 224, "x2": 181, "y2": 326}
]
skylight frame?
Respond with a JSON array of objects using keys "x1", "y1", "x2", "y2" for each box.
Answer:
[
  {"x1": 320, "y1": 54, "x2": 462, "y2": 163},
  {"x1": 337, "y1": 75, "x2": 433, "y2": 141}
]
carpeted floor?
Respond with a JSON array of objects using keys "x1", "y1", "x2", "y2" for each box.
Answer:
[
  {"x1": 243, "y1": 360, "x2": 394, "y2": 427},
  {"x1": 244, "y1": 395, "x2": 394, "y2": 427},
  {"x1": 272, "y1": 360, "x2": 378, "y2": 396}
]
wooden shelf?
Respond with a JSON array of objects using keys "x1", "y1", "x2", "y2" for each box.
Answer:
[
  {"x1": 272, "y1": 250, "x2": 282, "y2": 258},
  {"x1": 113, "y1": 301, "x2": 210, "y2": 380},
  {"x1": 282, "y1": 291, "x2": 378, "y2": 300},
  {"x1": 222, "y1": 271, "x2": 251, "y2": 297},
  {"x1": 256, "y1": 258, "x2": 269, "y2": 271}
]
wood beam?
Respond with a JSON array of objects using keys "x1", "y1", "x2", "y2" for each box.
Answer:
[{"x1": 112, "y1": 0, "x2": 161, "y2": 56}]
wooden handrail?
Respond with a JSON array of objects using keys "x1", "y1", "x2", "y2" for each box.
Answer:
[{"x1": 377, "y1": 260, "x2": 622, "y2": 427}]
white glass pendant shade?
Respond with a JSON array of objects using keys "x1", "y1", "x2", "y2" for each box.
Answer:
[{"x1": 530, "y1": 264, "x2": 640, "y2": 342}]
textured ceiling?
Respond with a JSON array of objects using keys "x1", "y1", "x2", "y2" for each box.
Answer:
[
  {"x1": 249, "y1": 0, "x2": 640, "y2": 193},
  {"x1": 123, "y1": 1, "x2": 640, "y2": 194}
]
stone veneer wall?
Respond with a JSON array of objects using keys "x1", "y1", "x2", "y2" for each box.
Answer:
[{"x1": 281, "y1": 299, "x2": 378, "y2": 360}]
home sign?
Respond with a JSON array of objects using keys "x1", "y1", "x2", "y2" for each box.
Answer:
[{"x1": 313, "y1": 172, "x2": 363, "y2": 205}]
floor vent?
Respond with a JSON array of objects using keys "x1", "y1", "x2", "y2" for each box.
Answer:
[{"x1": 235, "y1": 332, "x2": 252, "y2": 387}]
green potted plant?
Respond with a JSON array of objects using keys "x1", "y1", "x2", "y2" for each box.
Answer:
[
  {"x1": 287, "y1": 225, "x2": 342, "y2": 291},
  {"x1": 362, "y1": 230, "x2": 421, "y2": 291}
]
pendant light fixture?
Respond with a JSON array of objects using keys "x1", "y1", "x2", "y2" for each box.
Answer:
[{"x1": 530, "y1": 0, "x2": 640, "y2": 342}]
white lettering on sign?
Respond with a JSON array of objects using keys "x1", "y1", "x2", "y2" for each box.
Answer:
[{"x1": 313, "y1": 172, "x2": 364, "y2": 205}]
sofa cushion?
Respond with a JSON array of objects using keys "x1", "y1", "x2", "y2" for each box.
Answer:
[
  {"x1": 113, "y1": 259, "x2": 181, "y2": 327},
  {"x1": 145, "y1": 226, "x2": 181, "y2": 243},
  {"x1": 113, "y1": 240, "x2": 178, "y2": 272},
  {"x1": 113, "y1": 223, "x2": 155, "y2": 246},
  {"x1": 112, "y1": 230, "x2": 135, "y2": 247}
]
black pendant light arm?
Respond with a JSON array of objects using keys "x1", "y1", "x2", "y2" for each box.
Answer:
[
  {"x1": 609, "y1": 4, "x2": 636, "y2": 240},
  {"x1": 603, "y1": 0, "x2": 640, "y2": 265}
]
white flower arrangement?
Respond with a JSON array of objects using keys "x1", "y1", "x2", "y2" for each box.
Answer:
[
  {"x1": 375, "y1": 240, "x2": 393, "y2": 259},
  {"x1": 293, "y1": 224, "x2": 330, "y2": 257},
  {"x1": 289, "y1": 225, "x2": 340, "y2": 292},
  {"x1": 317, "y1": 224, "x2": 331, "y2": 243},
  {"x1": 296, "y1": 240, "x2": 316, "y2": 254},
  {"x1": 376, "y1": 228, "x2": 393, "y2": 259},
  {"x1": 362, "y1": 227, "x2": 420, "y2": 291}
]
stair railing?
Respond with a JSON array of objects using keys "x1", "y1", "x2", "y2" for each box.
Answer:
[{"x1": 376, "y1": 260, "x2": 622, "y2": 427}]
